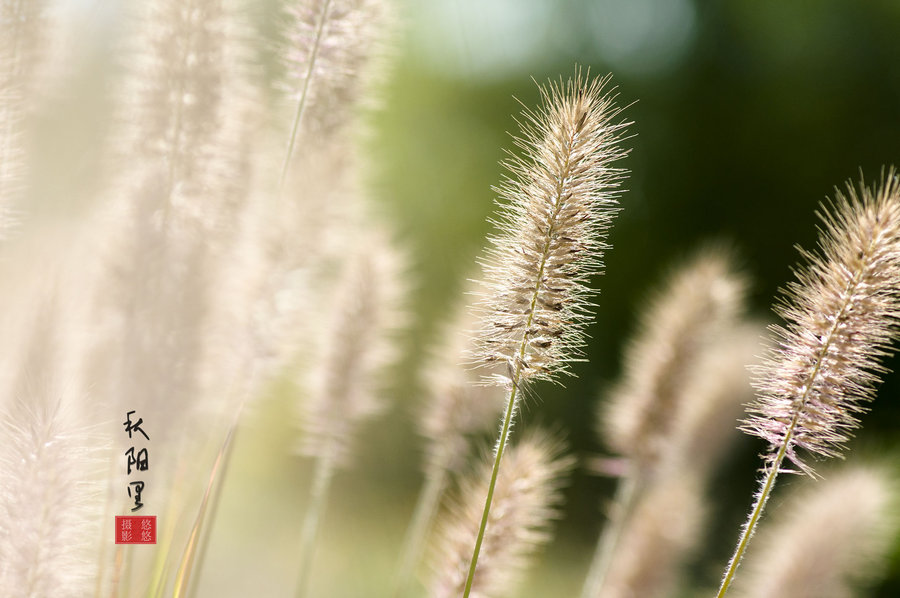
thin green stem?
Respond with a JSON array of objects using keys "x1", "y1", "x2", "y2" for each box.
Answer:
[
  {"x1": 295, "y1": 453, "x2": 336, "y2": 598},
  {"x1": 279, "y1": 0, "x2": 333, "y2": 192},
  {"x1": 392, "y1": 463, "x2": 449, "y2": 598},
  {"x1": 462, "y1": 375, "x2": 520, "y2": 598},
  {"x1": 580, "y1": 467, "x2": 643, "y2": 598},
  {"x1": 715, "y1": 441, "x2": 787, "y2": 598}
]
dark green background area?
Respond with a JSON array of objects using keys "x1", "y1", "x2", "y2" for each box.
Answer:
[{"x1": 364, "y1": 0, "x2": 900, "y2": 594}]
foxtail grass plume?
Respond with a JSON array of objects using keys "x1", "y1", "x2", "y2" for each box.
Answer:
[
  {"x1": 293, "y1": 229, "x2": 406, "y2": 598},
  {"x1": 733, "y1": 465, "x2": 898, "y2": 598},
  {"x1": 81, "y1": 6, "x2": 259, "y2": 590},
  {"x1": 602, "y1": 247, "x2": 747, "y2": 470},
  {"x1": 716, "y1": 169, "x2": 900, "y2": 597},
  {"x1": 238, "y1": 144, "x2": 355, "y2": 388},
  {"x1": 666, "y1": 323, "x2": 760, "y2": 474},
  {"x1": 743, "y1": 171, "x2": 900, "y2": 474},
  {"x1": 297, "y1": 229, "x2": 406, "y2": 466},
  {"x1": 277, "y1": 0, "x2": 392, "y2": 183},
  {"x1": 118, "y1": 0, "x2": 252, "y2": 213},
  {"x1": 474, "y1": 71, "x2": 629, "y2": 387},
  {"x1": 93, "y1": 0, "x2": 257, "y2": 439},
  {"x1": 428, "y1": 430, "x2": 574, "y2": 598},
  {"x1": 1, "y1": 0, "x2": 49, "y2": 230},
  {"x1": 464, "y1": 70, "x2": 628, "y2": 598},
  {"x1": 583, "y1": 249, "x2": 747, "y2": 598},
  {"x1": 0, "y1": 396, "x2": 100, "y2": 597}
]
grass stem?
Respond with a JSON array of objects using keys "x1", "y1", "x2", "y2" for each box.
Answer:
[
  {"x1": 279, "y1": 0, "x2": 332, "y2": 191},
  {"x1": 392, "y1": 463, "x2": 449, "y2": 598},
  {"x1": 295, "y1": 453, "x2": 336, "y2": 598},
  {"x1": 173, "y1": 422, "x2": 240, "y2": 598},
  {"x1": 580, "y1": 467, "x2": 643, "y2": 598},
  {"x1": 715, "y1": 445, "x2": 785, "y2": 597},
  {"x1": 462, "y1": 375, "x2": 520, "y2": 598}
]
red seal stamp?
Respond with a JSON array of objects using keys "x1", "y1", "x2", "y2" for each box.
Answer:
[{"x1": 115, "y1": 515, "x2": 157, "y2": 544}]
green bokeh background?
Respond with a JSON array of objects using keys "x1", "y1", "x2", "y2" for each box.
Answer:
[{"x1": 203, "y1": 0, "x2": 900, "y2": 595}]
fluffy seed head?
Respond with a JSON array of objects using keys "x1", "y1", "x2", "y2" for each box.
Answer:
[
  {"x1": 733, "y1": 464, "x2": 898, "y2": 598},
  {"x1": 127, "y1": 0, "x2": 230, "y2": 193},
  {"x1": 742, "y1": 171, "x2": 900, "y2": 474},
  {"x1": 117, "y1": 0, "x2": 255, "y2": 228},
  {"x1": 0, "y1": 390, "x2": 103, "y2": 597},
  {"x1": 474, "y1": 71, "x2": 629, "y2": 386},
  {"x1": 428, "y1": 430, "x2": 574, "y2": 598},
  {"x1": 602, "y1": 247, "x2": 747, "y2": 467},
  {"x1": 298, "y1": 229, "x2": 406, "y2": 466},
  {"x1": 87, "y1": 0, "x2": 259, "y2": 443},
  {"x1": 1, "y1": 0, "x2": 49, "y2": 223},
  {"x1": 666, "y1": 323, "x2": 761, "y2": 474},
  {"x1": 279, "y1": 0, "x2": 390, "y2": 139}
]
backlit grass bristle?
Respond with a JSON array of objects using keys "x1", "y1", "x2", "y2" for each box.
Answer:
[
  {"x1": 0, "y1": 391, "x2": 103, "y2": 596},
  {"x1": 474, "y1": 70, "x2": 630, "y2": 386},
  {"x1": 277, "y1": 0, "x2": 392, "y2": 184},
  {"x1": 428, "y1": 430, "x2": 574, "y2": 598},
  {"x1": 1, "y1": 0, "x2": 50, "y2": 228},
  {"x1": 742, "y1": 171, "x2": 900, "y2": 474},
  {"x1": 716, "y1": 168, "x2": 900, "y2": 597}
]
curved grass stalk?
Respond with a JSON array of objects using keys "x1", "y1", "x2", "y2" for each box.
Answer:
[
  {"x1": 715, "y1": 451, "x2": 785, "y2": 597},
  {"x1": 580, "y1": 468, "x2": 643, "y2": 598},
  {"x1": 392, "y1": 464, "x2": 449, "y2": 598},
  {"x1": 279, "y1": 0, "x2": 333, "y2": 191},
  {"x1": 146, "y1": 447, "x2": 203, "y2": 598},
  {"x1": 109, "y1": 545, "x2": 127, "y2": 598},
  {"x1": 462, "y1": 375, "x2": 520, "y2": 598},
  {"x1": 295, "y1": 453, "x2": 337, "y2": 598},
  {"x1": 173, "y1": 422, "x2": 240, "y2": 598},
  {"x1": 170, "y1": 362, "x2": 265, "y2": 598},
  {"x1": 94, "y1": 452, "x2": 119, "y2": 598}
]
